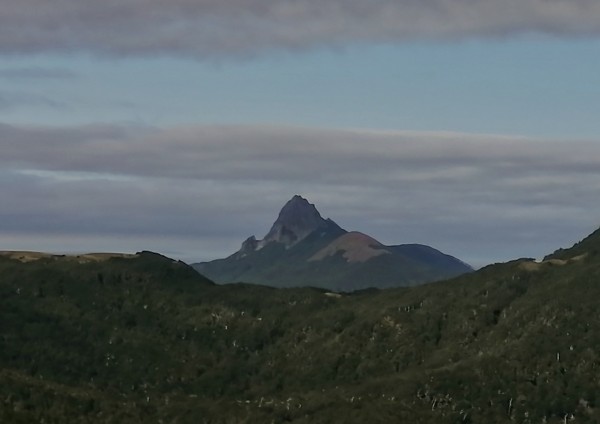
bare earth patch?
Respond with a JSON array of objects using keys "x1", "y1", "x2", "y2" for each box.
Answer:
[
  {"x1": 519, "y1": 254, "x2": 588, "y2": 272},
  {"x1": 309, "y1": 232, "x2": 391, "y2": 263}
]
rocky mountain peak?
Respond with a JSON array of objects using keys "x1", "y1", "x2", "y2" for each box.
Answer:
[
  {"x1": 275, "y1": 195, "x2": 323, "y2": 228},
  {"x1": 260, "y1": 195, "x2": 329, "y2": 248},
  {"x1": 235, "y1": 236, "x2": 258, "y2": 258},
  {"x1": 230, "y1": 195, "x2": 345, "y2": 255}
]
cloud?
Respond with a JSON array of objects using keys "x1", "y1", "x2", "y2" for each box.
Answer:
[
  {"x1": 1, "y1": 122, "x2": 599, "y2": 266},
  {"x1": 0, "y1": 91, "x2": 65, "y2": 111},
  {"x1": 1, "y1": 0, "x2": 600, "y2": 57},
  {"x1": 0, "y1": 67, "x2": 78, "y2": 80}
]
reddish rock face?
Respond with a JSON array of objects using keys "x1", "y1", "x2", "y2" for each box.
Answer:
[{"x1": 309, "y1": 231, "x2": 391, "y2": 263}]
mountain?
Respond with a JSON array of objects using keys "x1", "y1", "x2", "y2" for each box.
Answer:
[
  {"x1": 2, "y1": 227, "x2": 600, "y2": 423},
  {"x1": 193, "y1": 195, "x2": 472, "y2": 290}
]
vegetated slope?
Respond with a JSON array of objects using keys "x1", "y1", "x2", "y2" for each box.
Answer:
[
  {"x1": 2, "y1": 231, "x2": 600, "y2": 423},
  {"x1": 194, "y1": 195, "x2": 472, "y2": 290},
  {"x1": 545, "y1": 227, "x2": 600, "y2": 261}
]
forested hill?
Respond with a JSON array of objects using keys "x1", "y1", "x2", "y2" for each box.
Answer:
[{"x1": 1, "y1": 234, "x2": 600, "y2": 423}]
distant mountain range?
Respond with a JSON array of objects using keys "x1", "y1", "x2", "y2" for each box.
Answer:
[{"x1": 193, "y1": 195, "x2": 472, "y2": 290}]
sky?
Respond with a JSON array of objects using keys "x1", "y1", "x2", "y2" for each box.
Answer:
[{"x1": 1, "y1": 0, "x2": 600, "y2": 268}]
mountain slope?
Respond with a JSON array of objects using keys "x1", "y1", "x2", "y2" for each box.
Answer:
[
  {"x1": 193, "y1": 195, "x2": 472, "y2": 290},
  {"x1": 545, "y1": 227, "x2": 600, "y2": 260},
  {"x1": 2, "y1": 228, "x2": 600, "y2": 422}
]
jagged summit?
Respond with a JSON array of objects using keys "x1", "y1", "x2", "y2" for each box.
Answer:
[
  {"x1": 234, "y1": 195, "x2": 343, "y2": 257},
  {"x1": 275, "y1": 195, "x2": 321, "y2": 227},
  {"x1": 259, "y1": 195, "x2": 331, "y2": 248}
]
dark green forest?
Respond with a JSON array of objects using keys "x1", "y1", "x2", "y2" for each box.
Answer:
[{"x1": 1, "y1": 230, "x2": 600, "y2": 423}]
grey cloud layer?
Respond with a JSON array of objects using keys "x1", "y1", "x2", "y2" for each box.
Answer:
[
  {"x1": 0, "y1": 67, "x2": 78, "y2": 80},
  {"x1": 1, "y1": 123, "x2": 599, "y2": 266},
  {"x1": 1, "y1": 0, "x2": 600, "y2": 56},
  {"x1": 0, "y1": 91, "x2": 64, "y2": 111},
  {"x1": 2, "y1": 124, "x2": 598, "y2": 182}
]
